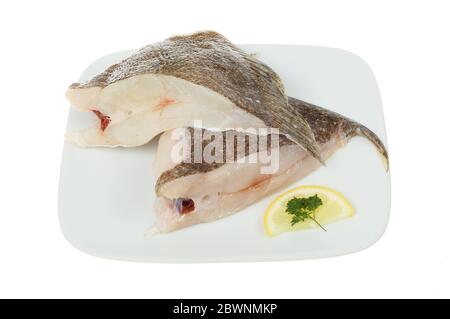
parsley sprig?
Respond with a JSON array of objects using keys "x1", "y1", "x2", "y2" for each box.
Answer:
[{"x1": 285, "y1": 194, "x2": 326, "y2": 231}]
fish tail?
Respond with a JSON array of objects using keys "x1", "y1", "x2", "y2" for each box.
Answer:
[{"x1": 354, "y1": 125, "x2": 389, "y2": 171}]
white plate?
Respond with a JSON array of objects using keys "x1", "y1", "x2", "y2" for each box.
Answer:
[{"x1": 58, "y1": 45, "x2": 390, "y2": 262}]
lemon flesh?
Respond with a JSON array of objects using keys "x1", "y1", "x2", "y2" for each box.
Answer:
[{"x1": 264, "y1": 185, "x2": 354, "y2": 236}]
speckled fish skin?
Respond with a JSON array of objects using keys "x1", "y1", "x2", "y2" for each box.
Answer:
[
  {"x1": 156, "y1": 96, "x2": 389, "y2": 195},
  {"x1": 67, "y1": 31, "x2": 322, "y2": 162}
]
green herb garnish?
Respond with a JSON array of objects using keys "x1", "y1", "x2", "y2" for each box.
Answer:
[{"x1": 285, "y1": 194, "x2": 326, "y2": 231}]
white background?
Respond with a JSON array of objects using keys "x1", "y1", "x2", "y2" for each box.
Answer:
[{"x1": 0, "y1": 0, "x2": 449, "y2": 298}]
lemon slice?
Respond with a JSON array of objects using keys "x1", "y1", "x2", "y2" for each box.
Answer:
[{"x1": 264, "y1": 185, "x2": 354, "y2": 236}]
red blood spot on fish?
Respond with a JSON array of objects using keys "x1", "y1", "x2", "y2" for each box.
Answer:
[
  {"x1": 155, "y1": 98, "x2": 176, "y2": 110},
  {"x1": 174, "y1": 198, "x2": 195, "y2": 214},
  {"x1": 92, "y1": 110, "x2": 111, "y2": 131}
]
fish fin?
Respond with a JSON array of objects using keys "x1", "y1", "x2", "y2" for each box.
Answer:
[
  {"x1": 238, "y1": 55, "x2": 323, "y2": 163},
  {"x1": 356, "y1": 125, "x2": 389, "y2": 172},
  {"x1": 249, "y1": 51, "x2": 261, "y2": 59},
  {"x1": 296, "y1": 127, "x2": 325, "y2": 165},
  {"x1": 279, "y1": 106, "x2": 325, "y2": 165}
]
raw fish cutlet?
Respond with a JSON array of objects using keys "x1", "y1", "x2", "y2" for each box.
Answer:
[
  {"x1": 151, "y1": 97, "x2": 388, "y2": 233},
  {"x1": 66, "y1": 31, "x2": 322, "y2": 162}
]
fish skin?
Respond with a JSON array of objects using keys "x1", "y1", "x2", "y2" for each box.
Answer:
[
  {"x1": 155, "y1": 128, "x2": 294, "y2": 196},
  {"x1": 155, "y1": 96, "x2": 389, "y2": 195},
  {"x1": 289, "y1": 97, "x2": 388, "y2": 168},
  {"x1": 68, "y1": 31, "x2": 322, "y2": 162}
]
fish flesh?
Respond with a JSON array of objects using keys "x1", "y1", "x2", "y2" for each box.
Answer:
[
  {"x1": 66, "y1": 31, "x2": 322, "y2": 162},
  {"x1": 150, "y1": 97, "x2": 388, "y2": 233}
]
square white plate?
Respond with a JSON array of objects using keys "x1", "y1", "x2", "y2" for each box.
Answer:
[{"x1": 58, "y1": 45, "x2": 390, "y2": 262}]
